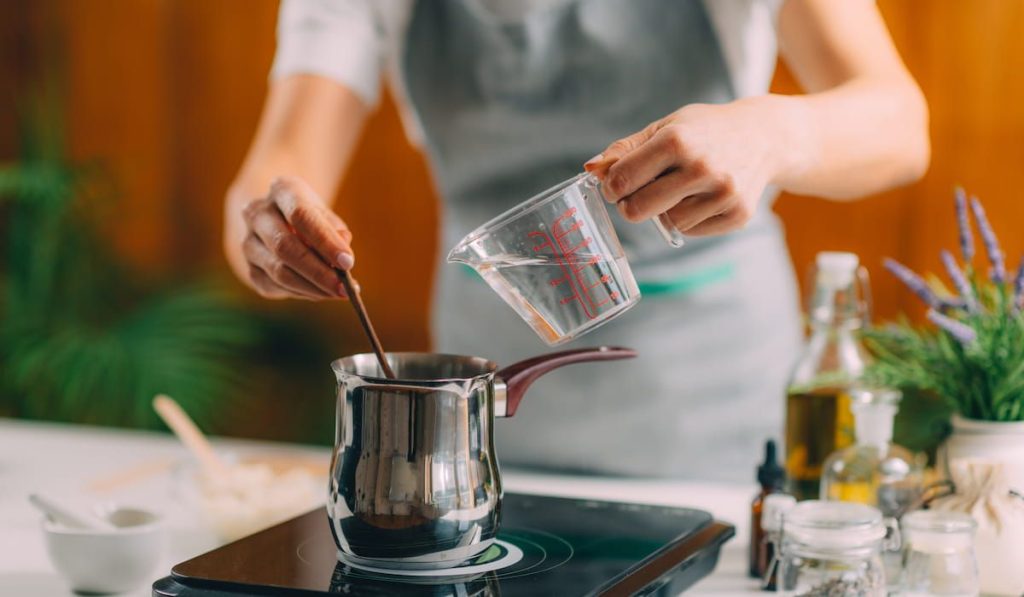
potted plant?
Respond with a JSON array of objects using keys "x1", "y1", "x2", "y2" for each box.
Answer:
[
  {"x1": 865, "y1": 189, "x2": 1024, "y2": 492},
  {"x1": 0, "y1": 88, "x2": 259, "y2": 430}
]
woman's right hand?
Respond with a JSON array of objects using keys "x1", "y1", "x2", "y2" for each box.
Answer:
[{"x1": 235, "y1": 176, "x2": 355, "y2": 301}]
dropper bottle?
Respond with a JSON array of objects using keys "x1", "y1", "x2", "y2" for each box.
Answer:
[{"x1": 749, "y1": 439, "x2": 788, "y2": 579}]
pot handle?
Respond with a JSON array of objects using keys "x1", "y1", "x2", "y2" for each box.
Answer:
[{"x1": 494, "y1": 346, "x2": 636, "y2": 417}]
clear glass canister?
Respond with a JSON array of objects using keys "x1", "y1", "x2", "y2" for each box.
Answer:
[
  {"x1": 776, "y1": 500, "x2": 896, "y2": 596},
  {"x1": 900, "y1": 510, "x2": 979, "y2": 597}
]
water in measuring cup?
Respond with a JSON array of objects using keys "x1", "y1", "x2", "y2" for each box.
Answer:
[{"x1": 476, "y1": 252, "x2": 637, "y2": 344}]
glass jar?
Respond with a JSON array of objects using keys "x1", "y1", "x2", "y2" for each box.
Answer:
[
  {"x1": 776, "y1": 500, "x2": 897, "y2": 596},
  {"x1": 820, "y1": 387, "x2": 926, "y2": 518},
  {"x1": 900, "y1": 510, "x2": 979, "y2": 596}
]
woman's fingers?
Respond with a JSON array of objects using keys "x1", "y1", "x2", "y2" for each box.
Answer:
[
  {"x1": 249, "y1": 264, "x2": 327, "y2": 300},
  {"x1": 324, "y1": 209, "x2": 354, "y2": 243},
  {"x1": 679, "y1": 207, "x2": 748, "y2": 237},
  {"x1": 584, "y1": 120, "x2": 666, "y2": 181},
  {"x1": 243, "y1": 201, "x2": 346, "y2": 299},
  {"x1": 270, "y1": 177, "x2": 355, "y2": 270},
  {"x1": 248, "y1": 266, "x2": 289, "y2": 299},
  {"x1": 601, "y1": 127, "x2": 682, "y2": 203},
  {"x1": 614, "y1": 168, "x2": 707, "y2": 223},
  {"x1": 236, "y1": 176, "x2": 357, "y2": 302},
  {"x1": 655, "y1": 193, "x2": 727, "y2": 233},
  {"x1": 243, "y1": 235, "x2": 332, "y2": 300}
]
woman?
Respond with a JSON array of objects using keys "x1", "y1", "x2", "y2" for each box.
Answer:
[{"x1": 224, "y1": 0, "x2": 928, "y2": 480}]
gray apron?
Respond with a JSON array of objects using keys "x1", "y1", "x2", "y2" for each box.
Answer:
[{"x1": 401, "y1": 0, "x2": 802, "y2": 480}]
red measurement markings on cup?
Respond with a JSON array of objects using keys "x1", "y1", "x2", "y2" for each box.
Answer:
[{"x1": 529, "y1": 207, "x2": 618, "y2": 320}]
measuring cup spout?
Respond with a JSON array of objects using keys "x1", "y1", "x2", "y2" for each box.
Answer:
[
  {"x1": 493, "y1": 346, "x2": 636, "y2": 417},
  {"x1": 446, "y1": 240, "x2": 475, "y2": 266}
]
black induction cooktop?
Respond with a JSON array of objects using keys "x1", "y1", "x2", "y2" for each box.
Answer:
[{"x1": 153, "y1": 493, "x2": 734, "y2": 597}]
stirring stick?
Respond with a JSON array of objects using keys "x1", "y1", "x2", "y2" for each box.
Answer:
[
  {"x1": 86, "y1": 457, "x2": 177, "y2": 494},
  {"x1": 152, "y1": 394, "x2": 229, "y2": 477},
  {"x1": 337, "y1": 268, "x2": 396, "y2": 379}
]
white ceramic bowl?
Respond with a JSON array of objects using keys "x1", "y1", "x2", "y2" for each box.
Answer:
[{"x1": 43, "y1": 507, "x2": 163, "y2": 594}]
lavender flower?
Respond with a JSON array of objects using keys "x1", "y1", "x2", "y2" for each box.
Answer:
[
  {"x1": 939, "y1": 297, "x2": 968, "y2": 312},
  {"x1": 940, "y1": 249, "x2": 977, "y2": 312},
  {"x1": 1014, "y1": 256, "x2": 1024, "y2": 312},
  {"x1": 927, "y1": 309, "x2": 977, "y2": 345},
  {"x1": 954, "y1": 187, "x2": 974, "y2": 263},
  {"x1": 969, "y1": 197, "x2": 1006, "y2": 283},
  {"x1": 884, "y1": 258, "x2": 941, "y2": 308}
]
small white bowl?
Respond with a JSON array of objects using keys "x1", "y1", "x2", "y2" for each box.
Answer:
[{"x1": 43, "y1": 506, "x2": 164, "y2": 594}]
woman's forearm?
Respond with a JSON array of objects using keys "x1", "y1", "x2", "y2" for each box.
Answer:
[
  {"x1": 771, "y1": 0, "x2": 930, "y2": 200},
  {"x1": 224, "y1": 75, "x2": 369, "y2": 287},
  {"x1": 768, "y1": 76, "x2": 930, "y2": 200}
]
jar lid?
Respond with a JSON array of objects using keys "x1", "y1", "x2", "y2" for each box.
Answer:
[
  {"x1": 902, "y1": 510, "x2": 976, "y2": 553},
  {"x1": 782, "y1": 500, "x2": 886, "y2": 550},
  {"x1": 761, "y1": 493, "x2": 797, "y2": 532},
  {"x1": 902, "y1": 510, "x2": 976, "y2": 533}
]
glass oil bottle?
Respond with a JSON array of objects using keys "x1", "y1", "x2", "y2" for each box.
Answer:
[{"x1": 784, "y1": 252, "x2": 871, "y2": 500}]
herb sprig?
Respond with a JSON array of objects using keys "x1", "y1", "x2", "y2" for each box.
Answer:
[{"x1": 866, "y1": 190, "x2": 1024, "y2": 422}]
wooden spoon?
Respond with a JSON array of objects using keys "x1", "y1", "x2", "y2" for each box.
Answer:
[
  {"x1": 337, "y1": 269, "x2": 396, "y2": 379},
  {"x1": 152, "y1": 394, "x2": 229, "y2": 478}
]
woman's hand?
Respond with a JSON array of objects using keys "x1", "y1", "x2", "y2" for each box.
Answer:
[
  {"x1": 583, "y1": 0, "x2": 931, "y2": 228},
  {"x1": 584, "y1": 97, "x2": 801, "y2": 237},
  {"x1": 233, "y1": 176, "x2": 355, "y2": 301}
]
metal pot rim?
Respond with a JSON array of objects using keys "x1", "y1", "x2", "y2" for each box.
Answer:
[{"x1": 331, "y1": 352, "x2": 499, "y2": 384}]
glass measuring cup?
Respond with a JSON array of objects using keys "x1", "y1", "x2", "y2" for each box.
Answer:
[{"x1": 447, "y1": 173, "x2": 681, "y2": 345}]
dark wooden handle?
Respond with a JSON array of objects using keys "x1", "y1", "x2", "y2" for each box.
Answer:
[
  {"x1": 496, "y1": 346, "x2": 636, "y2": 417},
  {"x1": 337, "y1": 269, "x2": 395, "y2": 379}
]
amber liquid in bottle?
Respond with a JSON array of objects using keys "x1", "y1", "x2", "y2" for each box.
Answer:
[
  {"x1": 784, "y1": 253, "x2": 869, "y2": 501},
  {"x1": 784, "y1": 388, "x2": 854, "y2": 500},
  {"x1": 750, "y1": 440, "x2": 787, "y2": 579},
  {"x1": 749, "y1": 495, "x2": 765, "y2": 578}
]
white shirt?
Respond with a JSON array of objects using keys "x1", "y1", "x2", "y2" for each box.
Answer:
[{"x1": 270, "y1": 0, "x2": 784, "y2": 144}]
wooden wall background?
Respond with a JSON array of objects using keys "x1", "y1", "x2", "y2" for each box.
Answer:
[{"x1": 2, "y1": 1, "x2": 1023, "y2": 428}]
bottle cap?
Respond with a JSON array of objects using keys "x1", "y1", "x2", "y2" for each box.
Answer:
[
  {"x1": 756, "y1": 439, "x2": 786, "y2": 489},
  {"x1": 850, "y1": 387, "x2": 901, "y2": 448},
  {"x1": 761, "y1": 493, "x2": 797, "y2": 532},
  {"x1": 815, "y1": 252, "x2": 859, "y2": 289},
  {"x1": 808, "y1": 251, "x2": 870, "y2": 324}
]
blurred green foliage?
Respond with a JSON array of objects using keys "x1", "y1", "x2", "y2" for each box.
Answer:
[
  {"x1": 868, "y1": 304, "x2": 1024, "y2": 424},
  {"x1": 867, "y1": 276, "x2": 1024, "y2": 428},
  {"x1": 866, "y1": 192, "x2": 1024, "y2": 458},
  {"x1": 0, "y1": 91, "x2": 252, "y2": 430},
  {"x1": 0, "y1": 88, "x2": 338, "y2": 441}
]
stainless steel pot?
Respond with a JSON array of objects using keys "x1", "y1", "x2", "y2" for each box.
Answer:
[{"x1": 327, "y1": 346, "x2": 636, "y2": 569}]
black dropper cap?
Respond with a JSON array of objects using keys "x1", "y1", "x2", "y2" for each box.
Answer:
[{"x1": 757, "y1": 439, "x2": 786, "y2": 490}]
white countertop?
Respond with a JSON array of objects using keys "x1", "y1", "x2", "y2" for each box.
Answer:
[{"x1": 0, "y1": 419, "x2": 762, "y2": 596}]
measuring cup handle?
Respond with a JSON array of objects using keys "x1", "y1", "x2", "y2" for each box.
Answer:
[
  {"x1": 653, "y1": 214, "x2": 686, "y2": 247},
  {"x1": 495, "y1": 346, "x2": 637, "y2": 417},
  {"x1": 583, "y1": 173, "x2": 685, "y2": 248}
]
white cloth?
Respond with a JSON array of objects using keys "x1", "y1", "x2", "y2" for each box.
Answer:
[{"x1": 271, "y1": 0, "x2": 784, "y2": 144}]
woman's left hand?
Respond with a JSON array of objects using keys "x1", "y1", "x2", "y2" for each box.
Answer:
[{"x1": 584, "y1": 97, "x2": 799, "y2": 237}]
